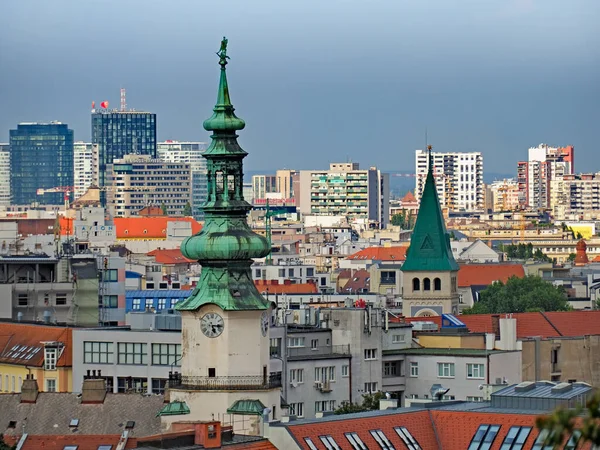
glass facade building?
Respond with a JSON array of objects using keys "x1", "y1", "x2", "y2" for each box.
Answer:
[
  {"x1": 9, "y1": 122, "x2": 74, "y2": 205},
  {"x1": 91, "y1": 111, "x2": 157, "y2": 186},
  {"x1": 157, "y1": 141, "x2": 207, "y2": 219}
]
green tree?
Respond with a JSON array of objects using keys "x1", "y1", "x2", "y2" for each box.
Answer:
[
  {"x1": 462, "y1": 275, "x2": 570, "y2": 315},
  {"x1": 533, "y1": 249, "x2": 551, "y2": 263},
  {"x1": 536, "y1": 391, "x2": 600, "y2": 448},
  {"x1": 0, "y1": 435, "x2": 15, "y2": 450},
  {"x1": 334, "y1": 392, "x2": 385, "y2": 415},
  {"x1": 391, "y1": 212, "x2": 405, "y2": 227},
  {"x1": 160, "y1": 203, "x2": 168, "y2": 215},
  {"x1": 567, "y1": 253, "x2": 576, "y2": 262},
  {"x1": 183, "y1": 201, "x2": 192, "y2": 217}
]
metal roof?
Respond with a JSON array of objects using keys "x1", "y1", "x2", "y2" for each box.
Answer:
[
  {"x1": 126, "y1": 290, "x2": 191, "y2": 298},
  {"x1": 492, "y1": 381, "x2": 593, "y2": 399}
]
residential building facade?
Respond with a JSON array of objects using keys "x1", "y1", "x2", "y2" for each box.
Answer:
[
  {"x1": 91, "y1": 110, "x2": 157, "y2": 187},
  {"x1": 157, "y1": 140, "x2": 208, "y2": 219},
  {"x1": 0, "y1": 143, "x2": 10, "y2": 206},
  {"x1": 276, "y1": 169, "x2": 298, "y2": 201},
  {"x1": 415, "y1": 150, "x2": 484, "y2": 211},
  {"x1": 550, "y1": 173, "x2": 600, "y2": 220},
  {"x1": 105, "y1": 154, "x2": 192, "y2": 217},
  {"x1": 298, "y1": 163, "x2": 390, "y2": 228},
  {"x1": 488, "y1": 178, "x2": 522, "y2": 212},
  {"x1": 517, "y1": 143, "x2": 574, "y2": 209},
  {"x1": 9, "y1": 122, "x2": 74, "y2": 205},
  {"x1": 252, "y1": 174, "x2": 277, "y2": 201},
  {"x1": 73, "y1": 142, "x2": 95, "y2": 199}
]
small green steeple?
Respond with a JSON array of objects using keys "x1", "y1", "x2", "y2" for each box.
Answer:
[
  {"x1": 176, "y1": 38, "x2": 271, "y2": 311},
  {"x1": 401, "y1": 146, "x2": 459, "y2": 272}
]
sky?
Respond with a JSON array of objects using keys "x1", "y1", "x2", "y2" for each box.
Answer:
[{"x1": 0, "y1": 0, "x2": 598, "y2": 175}]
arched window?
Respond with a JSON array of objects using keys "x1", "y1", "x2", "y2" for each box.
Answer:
[
  {"x1": 434, "y1": 278, "x2": 441, "y2": 291},
  {"x1": 412, "y1": 278, "x2": 420, "y2": 291},
  {"x1": 423, "y1": 278, "x2": 431, "y2": 291}
]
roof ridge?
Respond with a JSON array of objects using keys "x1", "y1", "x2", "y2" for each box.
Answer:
[
  {"x1": 539, "y1": 311, "x2": 563, "y2": 336},
  {"x1": 428, "y1": 409, "x2": 443, "y2": 450}
]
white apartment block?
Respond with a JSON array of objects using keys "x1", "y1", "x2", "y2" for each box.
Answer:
[
  {"x1": 252, "y1": 174, "x2": 277, "y2": 201},
  {"x1": 551, "y1": 173, "x2": 600, "y2": 220},
  {"x1": 106, "y1": 154, "x2": 192, "y2": 217},
  {"x1": 517, "y1": 143, "x2": 574, "y2": 209},
  {"x1": 73, "y1": 142, "x2": 94, "y2": 199},
  {"x1": 298, "y1": 163, "x2": 390, "y2": 229},
  {"x1": 488, "y1": 179, "x2": 522, "y2": 212},
  {"x1": 157, "y1": 141, "x2": 207, "y2": 219},
  {"x1": 415, "y1": 150, "x2": 484, "y2": 211},
  {"x1": 0, "y1": 144, "x2": 10, "y2": 206}
]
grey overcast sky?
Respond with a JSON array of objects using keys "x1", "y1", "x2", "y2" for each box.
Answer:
[{"x1": 0, "y1": 0, "x2": 598, "y2": 174}]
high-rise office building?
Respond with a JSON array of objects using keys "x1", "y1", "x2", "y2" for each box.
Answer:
[
  {"x1": 105, "y1": 154, "x2": 191, "y2": 217},
  {"x1": 517, "y1": 144, "x2": 574, "y2": 209},
  {"x1": 91, "y1": 110, "x2": 156, "y2": 187},
  {"x1": 157, "y1": 141, "x2": 207, "y2": 219},
  {"x1": 415, "y1": 150, "x2": 484, "y2": 212},
  {"x1": 0, "y1": 144, "x2": 10, "y2": 206},
  {"x1": 73, "y1": 142, "x2": 95, "y2": 199},
  {"x1": 298, "y1": 162, "x2": 390, "y2": 228},
  {"x1": 9, "y1": 122, "x2": 74, "y2": 205}
]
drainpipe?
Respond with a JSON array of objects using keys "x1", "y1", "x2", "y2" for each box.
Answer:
[{"x1": 534, "y1": 337, "x2": 541, "y2": 381}]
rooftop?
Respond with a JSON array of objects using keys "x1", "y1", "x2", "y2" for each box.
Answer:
[
  {"x1": 346, "y1": 246, "x2": 408, "y2": 262},
  {"x1": 458, "y1": 263, "x2": 525, "y2": 287},
  {"x1": 0, "y1": 322, "x2": 72, "y2": 367}
]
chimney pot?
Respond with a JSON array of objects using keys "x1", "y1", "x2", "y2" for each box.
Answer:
[
  {"x1": 98, "y1": 370, "x2": 101, "y2": 377},
  {"x1": 92, "y1": 370, "x2": 97, "y2": 378}
]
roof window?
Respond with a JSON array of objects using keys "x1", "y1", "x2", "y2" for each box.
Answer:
[
  {"x1": 370, "y1": 429, "x2": 396, "y2": 449},
  {"x1": 499, "y1": 426, "x2": 532, "y2": 450},
  {"x1": 394, "y1": 427, "x2": 422, "y2": 450},
  {"x1": 345, "y1": 432, "x2": 367, "y2": 450},
  {"x1": 468, "y1": 424, "x2": 501, "y2": 450},
  {"x1": 304, "y1": 437, "x2": 318, "y2": 450},
  {"x1": 320, "y1": 435, "x2": 341, "y2": 450}
]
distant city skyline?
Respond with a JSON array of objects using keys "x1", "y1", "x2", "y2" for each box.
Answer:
[{"x1": 0, "y1": 0, "x2": 598, "y2": 173}]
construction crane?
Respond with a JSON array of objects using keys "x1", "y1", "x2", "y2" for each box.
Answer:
[{"x1": 37, "y1": 186, "x2": 74, "y2": 210}]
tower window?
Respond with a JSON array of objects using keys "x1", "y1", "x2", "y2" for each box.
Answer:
[
  {"x1": 434, "y1": 278, "x2": 441, "y2": 291},
  {"x1": 215, "y1": 171, "x2": 224, "y2": 193},
  {"x1": 227, "y1": 174, "x2": 235, "y2": 193},
  {"x1": 423, "y1": 278, "x2": 431, "y2": 291},
  {"x1": 412, "y1": 278, "x2": 420, "y2": 291},
  {"x1": 208, "y1": 368, "x2": 216, "y2": 378}
]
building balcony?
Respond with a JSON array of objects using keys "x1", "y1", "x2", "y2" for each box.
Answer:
[
  {"x1": 171, "y1": 373, "x2": 282, "y2": 391},
  {"x1": 287, "y1": 345, "x2": 351, "y2": 360}
]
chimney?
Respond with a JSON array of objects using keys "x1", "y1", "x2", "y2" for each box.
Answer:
[
  {"x1": 491, "y1": 314, "x2": 500, "y2": 340},
  {"x1": 20, "y1": 374, "x2": 39, "y2": 403},
  {"x1": 81, "y1": 372, "x2": 107, "y2": 404},
  {"x1": 195, "y1": 421, "x2": 221, "y2": 449}
]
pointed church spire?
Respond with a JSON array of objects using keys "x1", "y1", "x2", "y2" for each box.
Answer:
[{"x1": 401, "y1": 145, "x2": 459, "y2": 272}]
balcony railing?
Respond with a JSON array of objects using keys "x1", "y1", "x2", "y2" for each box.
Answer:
[
  {"x1": 171, "y1": 373, "x2": 282, "y2": 391},
  {"x1": 287, "y1": 345, "x2": 351, "y2": 359}
]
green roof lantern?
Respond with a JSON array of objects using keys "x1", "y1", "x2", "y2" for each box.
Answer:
[
  {"x1": 226, "y1": 399, "x2": 267, "y2": 416},
  {"x1": 156, "y1": 401, "x2": 191, "y2": 417},
  {"x1": 401, "y1": 145, "x2": 459, "y2": 272},
  {"x1": 177, "y1": 38, "x2": 271, "y2": 311}
]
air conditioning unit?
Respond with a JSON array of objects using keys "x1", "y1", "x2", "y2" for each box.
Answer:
[{"x1": 320, "y1": 381, "x2": 332, "y2": 393}]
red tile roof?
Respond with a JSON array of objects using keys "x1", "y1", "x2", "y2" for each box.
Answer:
[
  {"x1": 401, "y1": 191, "x2": 417, "y2": 203},
  {"x1": 255, "y1": 280, "x2": 319, "y2": 294},
  {"x1": 147, "y1": 248, "x2": 195, "y2": 265},
  {"x1": 114, "y1": 217, "x2": 202, "y2": 239},
  {"x1": 228, "y1": 440, "x2": 278, "y2": 449},
  {"x1": 0, "y1": 322, "x2": 72, "y2": 367},
  {"x1": 458, "y1": 263, "x2": 525, "y2": 287},
  {"x1": 18, "y1": 434, "x2": 137, "y2": 449},
  {"x1": 340, "y1": 268, "x2": 371, "y2": 293},
  {"x1": 347, "y1": 246, "x2": 408, "y2": 262},
  {"x1": 542, "y1": 310, "x2": 600, "y2": 337}
]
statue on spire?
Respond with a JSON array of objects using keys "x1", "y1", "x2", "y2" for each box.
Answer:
[{"x1": 217, "y1": 37, "x2": 230, "y2": 66}]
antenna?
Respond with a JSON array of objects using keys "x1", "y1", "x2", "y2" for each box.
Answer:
[{"x1": 120, "y1": 88, "x2": 127, "y2": 112}]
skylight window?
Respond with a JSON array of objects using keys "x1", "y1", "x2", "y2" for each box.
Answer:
[
  {"x1": 394, "y1": 427, "x2": 422, "y2": 450},
  {"x1": 345, "y1": 432, "x2": 368, "y2": 450},
  {"x1": 63, "y1": 446, "x2": 78, "y2": 450},
  {"x1": 500, "y1": 426, "x2": 532, "y2": 450},
  {"x1": 304, "y1": 437, "x2": 318, "y2": 450},
  {"x1": 468, "y1": 424, "x2": 501, "y2": 450},
  {"x1": 320, "y1": 435, "x2": 341, "y2": 450},
  {"x1": 532, "y1": 429, "x2": 555, "y2": 450},
  {"x1": 97, "y1": 446, "x2": 113, "y2": 450},
  {"x1": 69, "y1": 419, "x2": 79, "y2": 428},
  {"x1": 564, "y1": 430, "x2": 581, "y2": 450},
  {"x1": 370, "y1": 430, "x2": 396, "y2": 450}
]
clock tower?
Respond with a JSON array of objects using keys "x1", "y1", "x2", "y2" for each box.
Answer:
[{"x1": 165, "y1": 38, "x2": 281, "y2": 432}]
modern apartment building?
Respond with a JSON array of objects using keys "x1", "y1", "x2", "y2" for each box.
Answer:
[
  {"x1": 252, "y1": 174, "x2": 277, "y2": 201},
  {"x1": 550, "y1": 173, "x2": 600, "y2": 220},
  {"x1": 91, "y1": 110, "x2": 157, "y2": 187},
  {"x1": 0, "y1": 144, "x2": 10, "y2": 206},
  {"x1": 73, "y1": 142, "x2": 95, "y2": 199},
  {"x1": 298, "y1": 163, "x2": 390, "y2": 228},
  {"x1": 9, "y1": 122, "x2": 74, "y2": 205},
  {"x1": 276, "y1": 169, "x2": 298, "y2": 201},
  {"x1": 105, "y1": 154, "x2": 191, "y2": 217},
  {"x1": 157, "y1": 141, "x2": 207, "y2": 219},
  {"x1": 517, "y1": 143, "x2": 574, "y2": 209},
  {"x1": 488, "y1": 179, "x2": 522, "y2": 212},
  {"x1": 415, "y1": 150, "x2": 484, "y2": 211}
]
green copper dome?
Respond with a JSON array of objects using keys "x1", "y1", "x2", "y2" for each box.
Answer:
[
  {"x1": 177, "y1": 38, "x2": 271, "y2": 312},
  {"x1": 401, "y1": 147, "x2": 459, "y2": 272}
]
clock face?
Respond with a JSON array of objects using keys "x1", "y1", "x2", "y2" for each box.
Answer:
[
  {"x1": 261, "y1": 311, "x2": 269, "y2": 337},
  {"x1": 201, "y1": 312, "x2": 224, "y2": 338}
]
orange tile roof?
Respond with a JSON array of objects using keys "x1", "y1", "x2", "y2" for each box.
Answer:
[
  {"x1": 401, "y1": 191, "x2": 417, "y2": 203},
  {"x1": 228, "y1": 440, "x2": 278, "y2": 449},
  {"x1": 542, "y1": 310, "x2": 600, "y2": 337},
  {"x1": 593, "y1": 255, "x2": 600, "y2": 262},
  {"x1": 147, "y1": 248, "x2": 195, "y2": 265},
  {"x1": 458, "y1": 263, "x2": 525, "y2": 287},
  {"x1": 19, "y1": 434, "x2": 137, "y2": 450},
  {"x1": 340, "y1": 268, "x2": 371, "y2": 293},
  {"x1": 347, "y1": 246, "x2": 408, "y2": 262},
  {"x1": 0, "y1": 322, "x2": 72, "y2": 367},
  {"x1": 114, "y1": 216, "x2": 202, "y2": 239},
  {"x1": 254, "y1": 280, "x2": 319, "y2": 294}
]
